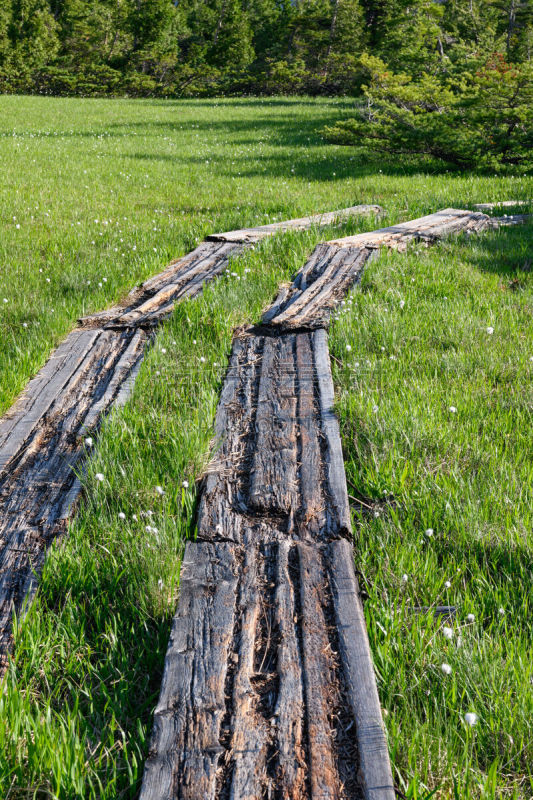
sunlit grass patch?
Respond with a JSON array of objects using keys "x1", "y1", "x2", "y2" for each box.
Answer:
[{"x1": 331, "y1": 222, "x2": 533, "y2": 799}]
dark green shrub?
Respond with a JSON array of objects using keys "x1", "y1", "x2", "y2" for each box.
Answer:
[{"x1": 324, "y1": 53, "x2": 533, "y2": 171}]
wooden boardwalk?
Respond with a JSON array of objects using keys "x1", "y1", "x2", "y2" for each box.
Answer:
[
  {"x1": 140, "y1": 208, "x2": 513, "y2": 800},
  {"x1": 0, "y1": 205, "x2": 379, "y2": 666},
  {"x1": 1, "y1": 204, "x2": 524, "y2": 798}
]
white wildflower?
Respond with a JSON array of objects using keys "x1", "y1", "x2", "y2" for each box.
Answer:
[
  {"x1": 346, "y1": 344, "x2": 352, "y2": 352},
  {"x1": 95, "y1": 472, "x2": 104, "y2": 482},
  {"x1": 442, "y1": 626, "x2": 454, "y2": 640},
  {"x1": 441, "y1": 663, "x2": 452, "y2": 675},
  {"x1": 155, "y1": 485, "x2": 165, "y2": 495},
  {"x1": 425, "y1": 528, "x2": 434, "y2": 537},
  {"x1": 182, "y1": 480, "x2": 189, "y2": 489},
  {"x1": 466, "y1": 613, "x2": 475, "y2": 623},
  {"x1": 118, "y1": 512, "x2": 126, "y2": 520},
  {"x1": 464, "y1": 712, "x2": 478, "y2": 726},
  {"x1": 486, "y1": 327, "x2": 494, "y2": 335},
  {"x1": 449, "y1": 406, "x2": 457, "y2": 413}
]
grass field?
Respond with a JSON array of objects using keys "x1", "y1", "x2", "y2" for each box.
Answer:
[{"x1": 0, "y1": 95, "x2": 532, "y2": 799}]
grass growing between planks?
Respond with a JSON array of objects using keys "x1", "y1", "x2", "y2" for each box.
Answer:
[
  {"x1": 0, "y1": 226, "x2": 347, "y2": 799},
  {"x1": 331, "y1": 221, "x2": 533, "y2": 799},
  {"x1": 1, "y1": 95, "x2": 533, "y2": 798},
  {"x1": 0, "y1": 94, "x2": 532, "y2": 416}
]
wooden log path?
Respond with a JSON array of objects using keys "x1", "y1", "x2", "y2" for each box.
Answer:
[
  {"x1": 0, "y1": 205, "x2": 380, "y2": 667},
  {"x1": 141, "y1": 207, "x2": 523, "y2": 800}
]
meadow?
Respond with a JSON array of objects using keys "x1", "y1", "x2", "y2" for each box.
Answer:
[{"x1": 0, "y1": 95, "x2": 532, "y2": 799}]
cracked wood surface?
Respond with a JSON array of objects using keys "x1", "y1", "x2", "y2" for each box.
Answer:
[
  {"x1": 206, "y1": 205, "x2": 382, "y2": 243},
  {"x1": 141, "y1": 327, "x2": 395, "y2": 800},
  {"x1": 142, "y1": 206, "x2": 530, "y2": 800},
  {"x1": 262, "y1": 208, "x2": 494, "y2": 331},
  {"x1": 0, "y1": 207, "x2": 373, "y2": 665}
]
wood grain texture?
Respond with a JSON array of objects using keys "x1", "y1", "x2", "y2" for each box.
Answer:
[
  {"x1": 326, "y1": 208, "x2": 490, "y2": 249},
  {"x1": 207, "y1": 205, "x2": 382, "y2": 242},
  {"x1": 329, "y1": 540, "x2": 395, "y2": 800},
  {"x1": 248, "y1": 336, "x2": 298, "y2": 515},
  {"x1": 140, "y1": 541, "x2": 238, "y2": 800},
  {"x1": 197, "y1": 329, "x2": 351, "y2": 544},
  {"x1": 0, "y1": 327, "x2": 147, "y2": 663}
]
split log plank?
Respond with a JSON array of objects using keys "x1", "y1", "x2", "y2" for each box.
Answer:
[
  {"x1": 329, "y1": 540, "x2": 395, "y2": 800},
  {"x1": 140, "y1": 541, "x2": 238, "y2": 800},
  {"x1": 207, "y1": 205, "x2": 382, "y2": 242},
  {"x1": 2, "y1": 208, "x2": 374, "y2": 665},
  {"x1": 0, "y1": 328, "x2": 147, "y2": 662}
]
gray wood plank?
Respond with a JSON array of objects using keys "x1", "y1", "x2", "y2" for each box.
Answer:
[
  {"x1": 329, "y1": 539, "x2": 395, "y2": 800},
  {"x1": 313, "y1": 329, "x2": 352, "y2": 537},
  {"x1": 140, "y1": 541, "x2": 238, "y2": 800},
  {"x1": 207, "y1": 205, "x2": 382, "y2": 242}
]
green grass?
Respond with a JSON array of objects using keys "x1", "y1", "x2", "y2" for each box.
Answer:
[
  {"x1": 331, "y1": 223, "x2": 533, "y2": 799},
  {"x1": 0, "y1": 95, "x2": 532, "y2": 798},
  {"x1": 0, "y1": 94, "x2": 531, "y2": 416}
]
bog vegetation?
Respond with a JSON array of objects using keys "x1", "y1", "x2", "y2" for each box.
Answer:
[
  {"x1": 1, "y1": 1, "x2": 532, "y2": 169},
  {"x1": 0, "y1": 95, "x2": 532, "y2": 799}
]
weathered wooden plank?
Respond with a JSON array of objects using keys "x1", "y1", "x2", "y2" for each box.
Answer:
[
  {"x1": 326, "y1": 208, "x2": 490, "y2": 249},
  {"x1": 473, "y1": 200, "x2": 529, "y2": 210},
  {"x1": 265, "y1": 247, "x2": 372, "y2": 331},
  {"x1": 112, "y1": 242, "x2": 240, "y2": 328},
  {"x1": 313, "y1": 329, "x2": 352, "y2": 538},
  {"x1": 197, "y1": 335, "x2": 262, "y2": 544},
  {"x1": 329, "y1": 539, "x2": 395, "y2": 800},
  {"x1": 0, "y1": 329, "x2": 100, "y2": 475},
  {"x1": 489, "y1": 214, "x2": 533, "y2": 227},
  {"x1": 0, "y1": 328, "x2": 146, "y2": 661},
  {"x1": 273, "y1": 540, "x2": 307, "y2": 797},
  {"x1": 295, "y1": 333, "x2": 326, "y2": 539},
  {"x1": 207, "y1": 205, "x2": 382, "y2": 243},
  {"x1": 297, "y1": 542, "x2": 341, "y2": 800},
  {"x1": 225, "y1": 545, "x2": 270, "y2": 798},
  {"x1": 140, "y1": 541, "x2": 238, "y2": 800},
  {"x1": 248, "y1": 336, "x2": 298, "y2": 515}
]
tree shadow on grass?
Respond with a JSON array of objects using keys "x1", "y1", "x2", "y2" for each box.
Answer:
[{"x1": 457, "y1": 221, "x2": 533, "y2": 278}]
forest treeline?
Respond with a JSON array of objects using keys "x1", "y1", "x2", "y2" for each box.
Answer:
[
  {"x1": 0, "y1": 0, "x2": 531, "y2": 97},
  {"x1": 2, "y1": 0, "x2": 532, "y2": 170}
]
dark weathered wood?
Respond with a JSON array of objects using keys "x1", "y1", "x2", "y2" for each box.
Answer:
[
  {"x1": 329, "y1": 540, "x2": 395, "y2": 800},
  {"x1": 197, "y1": 330, "x2": 353, "y2": 545},
  {"x1": 314, "y1": 329, "x2": 352, "y2": 538},
  {"x1": 248, "y1": 336, "x2": 298, "y2": 515},
  {"x1": 489, "y1": 214, "x2": 533, "y2": 227},
  {"x1": 273, "y1": 540, "x2": 307, "y2": 797},
  {"x1": 140, "y1": 541, "x2": 238, "y2": 800},
  {"x1": 226, "y1": 545, "x2": 270, "y2": 798},
  {"x1": 326, "y1": 208, "x2": 490, "y2": 250},
  {"x1": 0, "y1": 328, "x2": 147, "y2": 662},
  {"x1": 297, "y1": 542, "x2": 341, "y2": 800},
  {"x1": 263, "y1": 246, "x2": 372, "y2": 331},
  {"x1": 207, "y1": 205, "x2": 382, "y2": 243},
  {"x1": 295, "y1": 333, "x2": 326, "y2": 539}
]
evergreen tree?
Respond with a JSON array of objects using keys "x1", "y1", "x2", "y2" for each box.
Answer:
[{"x1": 9, "y1": 0, "x2": 59, "y2": 70}]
